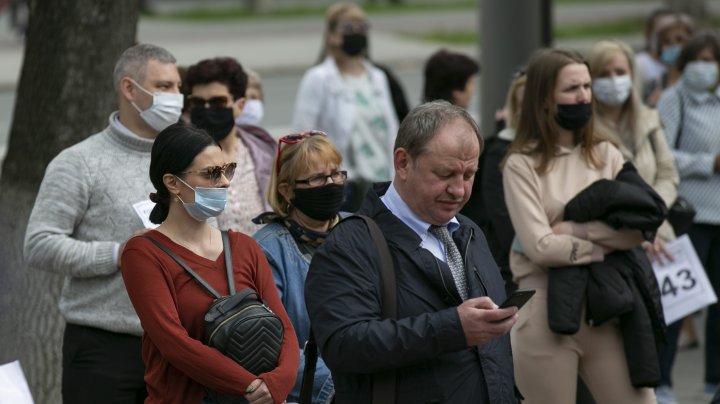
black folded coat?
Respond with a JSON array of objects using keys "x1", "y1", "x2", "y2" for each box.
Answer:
[{"x1": 547, "y1": 162, "x2": 667, "y2": 388}]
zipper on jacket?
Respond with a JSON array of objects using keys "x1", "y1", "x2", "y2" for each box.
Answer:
[
  {"x1": 464, "y1": 227, "x2": 490, "y2": 297},
  {"x1": 473, "y1": 266, "x2": 490, "y2": 297},
  {"x1": 434, "y1": 258, "x2": 461, "y2": 305}
]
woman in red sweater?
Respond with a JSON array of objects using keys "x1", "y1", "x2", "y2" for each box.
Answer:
[{"x1": 121, "y1": 123, "x2": 299, "y2": 404}]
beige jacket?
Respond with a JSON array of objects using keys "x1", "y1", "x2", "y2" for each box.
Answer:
[
  {"x1": 503, "y1": 141, "x2": 645, "y2": 286},
  {"x1": 606, "y1": 107, "x2": 679, "y2": 242}
]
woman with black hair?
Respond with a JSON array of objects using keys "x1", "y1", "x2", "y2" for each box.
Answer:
[
  {"x1": 120, "y1": 123, "x2": 299, "y2": 404},
  {"x1": 422, "y1": 49, "x2": 480, "y2": 109}
]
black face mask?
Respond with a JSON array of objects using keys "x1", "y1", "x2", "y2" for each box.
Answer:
[
  {"x1": 341, "y1": 33, "x2": 368, "y2": 57},
  {"x1": 555, "y1": 103, "x2": 592, "y2": 131},
  {"x1": 291, "y1": 183, "x2": 345, "y2": 221},
  {"x1": 191, "y1": 108, "x2": 235, "y2": 142}
]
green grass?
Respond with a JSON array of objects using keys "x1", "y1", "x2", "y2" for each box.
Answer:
[
  {"x1": 403, "y1": 17, "x2": 647, "y2": 45},
  {"x1": 555, "y1": 17, "x2": 645, "y2": 39},
  {"x1": 142, "y1": 0, "x2": 641, "y2": 21},
  {"x1": 143, "y1": 1, "x2": 476, "y2": 21},
  {"x1": 401, "y1": 30, "x2": 477, "y2": 45}
]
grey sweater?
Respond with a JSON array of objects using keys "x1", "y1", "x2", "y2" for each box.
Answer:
[{"x1": 24, "y1": 112, "x2": 155, "y2": 336}]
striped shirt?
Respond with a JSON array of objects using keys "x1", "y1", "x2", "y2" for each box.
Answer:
[{"x1": 657, "y1": 81, "x2": 720, "y2": 225}]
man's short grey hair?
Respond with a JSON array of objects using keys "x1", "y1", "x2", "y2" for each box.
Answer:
[
  {"x1": 394, "y1": 100, "x2": 483, "y2": 159},
  {"x1": 112, "y1": 43, "x2": 176, "y2": 91}
]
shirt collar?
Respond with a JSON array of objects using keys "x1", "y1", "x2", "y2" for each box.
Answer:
[
  {"x1": 380, "y1": 181, "x2": 460, "y2": 242},
  {"x1": 112, "y1": 113, "x2": 145, "y2": 140}
]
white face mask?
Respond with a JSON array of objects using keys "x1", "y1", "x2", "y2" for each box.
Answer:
[
  {"x1": 592, "y1": 75, "x2": 632, "y2": 107},
  {"x1": 130, "y1": 79, "x2": 184, "y2": 132},
  {"x1": 235, "y1": 99, "x2": 264, "y2": 126},
  {"x1": 683, "y1": 61, "x2": 719, "y2": 92}
]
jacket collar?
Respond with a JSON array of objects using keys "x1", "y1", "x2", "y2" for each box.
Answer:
[
  {"x1": 359, "y1": 182, "x2": 479, "y2": 302},
  {"x1": 358, "y1": 182, "x2": 423, "y2": 250}
]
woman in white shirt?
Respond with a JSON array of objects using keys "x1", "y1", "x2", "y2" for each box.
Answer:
[{"x1": 291, "y1": 2, "x2": 398, "y2": 212}]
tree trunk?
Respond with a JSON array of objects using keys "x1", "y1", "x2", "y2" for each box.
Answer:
[{"x1": 0, "y1": 0, "x2": 137, "y2": 401}]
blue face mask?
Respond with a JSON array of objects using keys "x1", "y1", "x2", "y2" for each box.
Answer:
[
  {"x1": 660, "y1": 45, "x2": 682, "y2": 66},
  {"x1": 176, "y1": 176, "x2": 228, "y2": 221}
]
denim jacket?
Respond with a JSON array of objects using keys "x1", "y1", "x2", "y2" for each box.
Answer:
[{"x1": 253, "y1": 222, "x2": 334, "y2": 404}]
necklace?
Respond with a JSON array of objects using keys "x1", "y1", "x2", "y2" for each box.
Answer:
[{"x1": 160, "y1": 224, "x2": 214, "y2": 255}]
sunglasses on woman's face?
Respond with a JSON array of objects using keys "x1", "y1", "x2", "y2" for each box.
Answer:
[
  {"x1": 187, "y1": 95, "x2": 230, "y2": 110},
  {"x1": 180, "y1": 162, "x2": 237, "y2": 185},
  {"x1": 275, "y1": 130, "x2": 328, "y2": 171}
]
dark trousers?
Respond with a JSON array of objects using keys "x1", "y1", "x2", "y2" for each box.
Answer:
[
  {"x1": 658, "y1": 318, "x2": 683, "y2": 386},
  {"x1": 62, "y1": 323, "x2": 147, "y2": 404},
  {"x1": 688, "y1": 224, "x2": 720, "y2": 385}
]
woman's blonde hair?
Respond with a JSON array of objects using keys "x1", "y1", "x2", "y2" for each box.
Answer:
[
  {"x1": 268, "y1": 135, "x2": 343, "y2": 216},
  {"x1": 587, "y1": 40, "x2": 645, "y2": 151},
  {"x1": 508, "y1": 48, "x2": 605, "y2": 175}
]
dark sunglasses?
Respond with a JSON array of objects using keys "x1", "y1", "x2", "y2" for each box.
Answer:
[
  {"x1": 187, "y1": 95, "x2": 230, "y2": 110},
  {"x1": 180, "y1": 162, "x2": 237, "y2": 185},
  {"x1": 276, "y1": 130, "x2": 328, "y2": 171}
]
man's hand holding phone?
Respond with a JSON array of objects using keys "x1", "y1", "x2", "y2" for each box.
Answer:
[
  {"x1": 458, "y1": 289, "x2": 536, "y2": 346},
  {"x1": 458, "y1": 296, "x2": 518, "y2": 346}
]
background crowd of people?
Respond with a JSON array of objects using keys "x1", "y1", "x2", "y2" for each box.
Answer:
[{"x1": 17, "y1": 2, "x2": 720, "y2": 403}]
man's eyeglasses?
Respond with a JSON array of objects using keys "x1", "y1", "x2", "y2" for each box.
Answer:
[
  {"x1": 276, "y1": 130, "x2": 328, "y2": 171},
  {"x1": 187, "y1": 95, "x2": 230, "y2": 110},
  {"x1": 180, "y1": 162, "x2": 237, "y2": 185},
  {"x1": 296, "y1": 170, "x2": 348, "y2": 187}
]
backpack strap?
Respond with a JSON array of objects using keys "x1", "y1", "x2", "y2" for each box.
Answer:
[
  {"x1": 221, "y1": 231, "x2": 235, "y2": 296},
  {"x1": 143, "y1": 231, "x2": 234, "y2": 299}
]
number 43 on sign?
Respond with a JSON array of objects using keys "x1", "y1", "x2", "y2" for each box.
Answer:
[{"x1": 652, "y1": 235, "x2": 717, "y2": 324}]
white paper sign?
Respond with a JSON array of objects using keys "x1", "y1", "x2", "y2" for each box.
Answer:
[
  {"x1": 133, "y1": 200, "x2": 159, "y2": 229},
  {"x1": 653, "y1": 235, "x2": 717, "y2": 324},
  {"x1": 0, "y1": 361, "x2": 34, "y2": 404}
]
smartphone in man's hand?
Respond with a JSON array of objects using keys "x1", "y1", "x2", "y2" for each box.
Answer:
[
  {"x1": 498, "y1": 288, "x2": 536, "y2": 310},
  {"x1": 494, "y1": 288, "x2": 536, "y2": 323}
]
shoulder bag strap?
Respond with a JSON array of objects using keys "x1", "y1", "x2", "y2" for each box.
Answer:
[
  {"x1": 355, "y1": 215, "x2": 397, "y2": 319},
  {"x1": 300, "y1": 215, "x2": 397, "y2": 404},
  {"x1": 299, "y1": 330, "x2": 318, "y2": 404},
  {"x1": 675, "y1": 91, "x2": 685, "y2": 149},
  {"x1": 221, "y1": 231, "x2": 235, "y2": 296},
  {"x1": 143, "y1": 235, "x2": 222, "y2": 299},
  {"x1": 354, "y1": 214, "x2": 396, "y2": 404}
]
